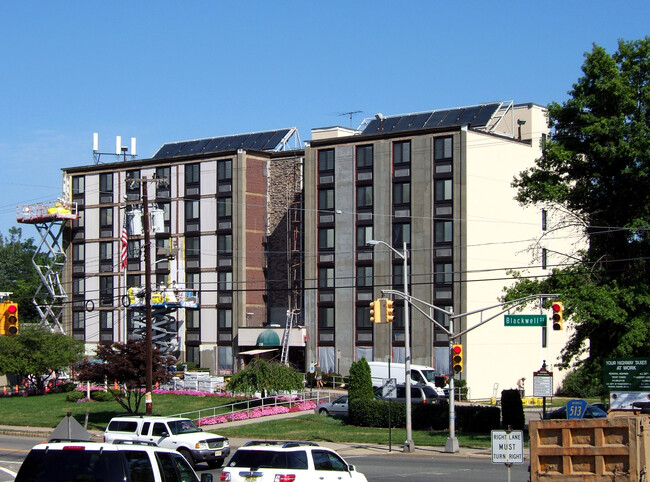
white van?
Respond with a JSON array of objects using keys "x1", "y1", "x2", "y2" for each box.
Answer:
[{"x1": 368, "y1": 361, "x2": 446, "y2": 397}]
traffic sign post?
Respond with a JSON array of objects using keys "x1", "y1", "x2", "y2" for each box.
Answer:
[{"x1": 492, "y1": 428, "x2": 524, "y2": 482}]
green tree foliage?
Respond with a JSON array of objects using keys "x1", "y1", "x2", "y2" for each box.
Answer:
[
  {"x1": 0, "y1": 325, "x2": 84, "y2": 392},
  {"x1": 0, "y1": 227, "x2": 41, "y2": 323},
  {"x1": 76, "y1": 339, "x2": 175, "y2": 413},
  {"x1": 506, "y1": 38, "x2": 650, "y2": 382},
  {"x1": 226, "y1": 358, "x2": 303, "y2": 397},
  {"x1": 348, "y1": 358, "x2": 374, "y2": 425}
]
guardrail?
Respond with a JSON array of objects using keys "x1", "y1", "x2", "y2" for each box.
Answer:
[{"x1": 171, "y1": 389, "x2": 343, "y2": 426}]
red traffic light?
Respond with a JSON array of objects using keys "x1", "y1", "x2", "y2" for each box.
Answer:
[
  {"x1": 552, "y1": 302, "x2": 562, "y2": 312},
  {"x1": 6, "y1": 304, "x2": 17, "y2": 314},
  {"x1": 452, "y1": 345, "x2": 462, "y2": 355}
]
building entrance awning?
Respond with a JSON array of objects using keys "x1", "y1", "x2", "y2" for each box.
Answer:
[{"x1": 236, "y1": 348, "x2": 278, "y2": 356}]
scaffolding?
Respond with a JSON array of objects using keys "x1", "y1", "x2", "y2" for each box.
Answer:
[
  {"x1": 126, "y1": 286, "x2": 199, "y2": 355},
  {"x1": 16, "y1": 200, "x2": 78, "y2": 334}
]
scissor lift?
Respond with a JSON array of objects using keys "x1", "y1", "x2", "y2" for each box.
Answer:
[
  {"x1": 17, "y1": 200, "x2": 78, "y2": 334},
  {"x1": 126, "y1": 286, "x2": 199, "y2": 355}
]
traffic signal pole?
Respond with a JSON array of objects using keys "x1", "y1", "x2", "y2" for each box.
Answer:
[{"x1": 380, "y1": 290, "x2": 559, "y2": 453}]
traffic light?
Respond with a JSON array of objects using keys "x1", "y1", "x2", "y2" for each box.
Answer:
[
  {"x1": 384, "y1": 299, "x2": 395, "y2": 323},
  {"x1": 1, "y1": 302, "x2": 18, "y2": 336},
  {"x1": 452, "y1": 344, "x2": 463, "y2": 373},
  {"x1": 369, "y1": 299, "x2": 382, "y2": 324},
  {"x1": 551, "y1": 301, "x2": 564, "y2": 331}
]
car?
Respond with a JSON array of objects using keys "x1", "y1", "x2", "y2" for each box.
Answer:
[
  {"x1": 315, "y1": 394, "x2": 349, "y2": 416},
  {"x1": 544, "y1": 404, "x2": 608, "y2": 419},
  {"x1": 375, "y1": 384, "x2": 441, "y2": 404},
  {"x1": 15, "y1": 441, "x2": 213, "y2": 482},
  {"x1": 104, "y1": 415, "x2": 230, "y2": 468},
  {"x1": 219, "y1": 440, "x2": 367, "y2": 481}
]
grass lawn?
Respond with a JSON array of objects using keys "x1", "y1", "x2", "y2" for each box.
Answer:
[{"x1": 0, "y1": 392, "x2": 243, "y2": 431}]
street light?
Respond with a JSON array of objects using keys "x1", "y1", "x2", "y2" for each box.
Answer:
[{"x1": 367, "y1": 239, "x2": 414, "y2": 453}]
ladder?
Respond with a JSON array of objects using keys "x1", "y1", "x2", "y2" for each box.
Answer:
[{"x1": 280, "y1": 310, "x2": 298, "y2": 365}]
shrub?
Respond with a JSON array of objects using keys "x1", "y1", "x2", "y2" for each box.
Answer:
[
  {"x1": 59, "y1": 382, "x2": 77, "y2": 393},
  {"x1": 557, "y1": 365, "x2": 605, "y2": 398},
  {"x1": 66, "y1": 391, "x2": 86, "y2": 402},
  {"x1": 90, "y1": 390, "x2": 115, "y2": 402},
  {"x1": 501, "y1": 389, "x2": 525, "y2": 430}
]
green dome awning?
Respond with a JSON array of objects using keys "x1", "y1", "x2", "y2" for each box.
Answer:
[{"x1": 256, "y1": 330, "x2": 280, "y2": 347}]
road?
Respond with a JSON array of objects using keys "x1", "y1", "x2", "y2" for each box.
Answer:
[{"x1": 0, "y1": 434, "x2": 529, "y2": 481}]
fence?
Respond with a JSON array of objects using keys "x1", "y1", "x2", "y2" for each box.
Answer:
[{"x1": 171, "y1": 389, "x2": 341, "y2": 426}]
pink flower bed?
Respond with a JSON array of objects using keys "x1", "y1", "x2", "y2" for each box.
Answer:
[{"x1": 197, "y1": 400, "x2": 316, "y2": 426}]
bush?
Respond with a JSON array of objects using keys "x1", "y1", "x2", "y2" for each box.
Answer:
[
  {"x1": 501, "y1": 389, "x2": 525, "y2": 430},
  {"x1": 90, "y1": 390, "x2": 115, "y2": 402},
  {"x1": 59, "y1": 382, "x2": 77, "y2": 393},
  {"x1": 66, "y1": 391, "x2": 86, "y2": 402},
  {"x1": 557, "y1": 365, "x2": 605, "y2": 398}
]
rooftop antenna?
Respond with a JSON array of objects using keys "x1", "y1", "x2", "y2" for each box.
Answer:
[
  {"x1": 93, "y1": 133, "x2": 137, "y2": 164},
  {"x1": 337, "y1": 111, "x2": 362, "y2": 128}
]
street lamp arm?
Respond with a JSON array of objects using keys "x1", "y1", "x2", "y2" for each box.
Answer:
[{"x1": 367, "y1": 239, "x2": 406, "y2": 260}]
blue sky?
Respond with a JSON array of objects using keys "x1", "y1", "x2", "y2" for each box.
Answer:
[{"x1": 1, "y1": 1, "x2": 648, "y2": 235}]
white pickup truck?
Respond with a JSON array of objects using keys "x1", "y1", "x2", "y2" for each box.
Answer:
[{"x1": 104, "y1": 415, "x2": 230, "y2": 469}]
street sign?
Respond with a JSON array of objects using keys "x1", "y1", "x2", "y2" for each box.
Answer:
[
  {"x1": 504, "y1": 314, "x2": 547, "y2": 327},
  {"x1": 566, "y1": 399, "x2": 588, "y2": 420},
  {"x1": 603, "y1": 358, "x2": 650, "y2": 391},
  {"x1": 382, "y1": 378, "x2": 397, "y2": 398},
  {"x1": 533, "y1": 366, "x2": 554, "y2": 397},
  {"x1": 491, "y1": 430, "x2": 524, "y2": 464}
]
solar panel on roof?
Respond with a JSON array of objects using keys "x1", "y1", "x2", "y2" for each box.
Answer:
[
  {"x1": 250, "y1": 131, "x2": 274, "y2": 149},
  {"x1": 241, "y1": 133, "x2": 262, "y2": 150},
  {"x1": 469, "y1": 103, "x2": 500, "y2": 127},
  {"x1": 265, "y1": 129, "x2": 291, "y2": 150},
  {"x1": 406, "y1": 113, "x2": 432, "y2": 131},
  {"x1": 456, "y1": 106, "x2": 482, "y2": 125},
  {"x1": 422, "y1": 111, "x2": 447, "y2": 129},
  {"x1": 438, "y1": 109, "x2": 463, "y2": 128},
  {"x1": 381, "y1": 117, "x2": 401, "y2": 133},
  {"x1": 394, "y1": 115, "x2": 416, "y2": 131}
]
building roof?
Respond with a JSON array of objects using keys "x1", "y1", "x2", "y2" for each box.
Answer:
[
  {"x1": 152, "y1": 128, "x2": 297, "y2": 160},
  {"x1": 360, "y1": 102, "x2": 502, "y2": 137}
]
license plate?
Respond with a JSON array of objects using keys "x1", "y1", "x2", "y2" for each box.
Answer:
[
  {"x1": 245, "y1": 478, "x2": 260, "y2": 482},
  {"x1": 214, "y1": 450, "x2": 221, "y2": 456}
]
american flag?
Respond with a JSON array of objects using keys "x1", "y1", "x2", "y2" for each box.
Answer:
[{"x1": 120, "y1": 216, "x2": 128, "y2": 270}]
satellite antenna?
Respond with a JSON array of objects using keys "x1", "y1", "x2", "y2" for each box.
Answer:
[
  {"x1": 92, "y1": 133, "x2": 138, "y2": 164},
  {"x1": 337, "y1": 111, "x2": 362, "y2": 128}
]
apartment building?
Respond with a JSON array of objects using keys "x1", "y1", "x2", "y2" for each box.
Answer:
[
  {"x1": 303, "y1": 102, "x2": 572, "y2": 399},
  {"x1": 61, "y1": 129, "x2": 306, "y2": 374}
]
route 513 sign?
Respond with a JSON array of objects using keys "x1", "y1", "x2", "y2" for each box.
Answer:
[{"x1": 566, "y1": 399, "x2": 588, "y2": 420}]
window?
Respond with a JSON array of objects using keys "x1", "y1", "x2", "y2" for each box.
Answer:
[
  {"x1": 73, "y1": 277, "x2": 85, "y2": 295},
  {"x1": 217, "y1": 197, "x2": 232, "y2": 217},
  {"x1": 186, "y1": 272, "x2": 200, "y2": 290},
  {"x1": 73, "y1": 311, "x2": 84, "y2": 330},
  {"x1": 435, "y1": 221, "x2": 453, "y2": 243},
  {"x1": 185, "y1": 199, "x2": 199, "y2": 220},
  {"x1": 99, "y1": 173, "x2": 113, "y2": 196},
  {"x1": 100, "y1": 207, "x2": 113, "y2": 228},
  {"x1": 218, "y1": 309, "x2": 232, "y2": 329},
  {"x1": 542, "y1": 209, "x2": 547, "y2": 231},
  {"x1": 435, "y1": 179, "x2": 452, "y2": 202},
  {"x1": 318, "y1": 228, "x2": 335, "y2": 250},
  {"x1": 356, "y1": 145, "x2": 373, "y2": 168},
  {"x1": 318, "y1": 189, "x2": 334, "y2": 211},
  {"x1": 542, "y1": 248, "x2": 547, "y2": 269},
  {"x1": 217, "y1": 234, "x2": 232, "y2": 254},
  {"x1": 72, "y1": 176, "x2": 85, "y2": 195},
  {"x1": 100, "y1": 311, "x2": 113, "y2": 329},
  {"x1": 186, "y1": 345, "x2": 200, "y2": 366},
  {"x1": 185, "y1": 236, "x2": 200, "y2": 257},
  {"x1": 393, "y1": 182, "x2": 410, "y2": 204},
  {"x1": 356, "y1": 266, "x2": 373, "y2": 287},
  {"x1": 435, "y1": 136, "x2": 453, "y2": 160},
  {"x1": 356, "y1": 225, "x2": 373, "y2": 248},
  {"x1": 185, "y1": 163, "x2": 200, "y2": 184},
  {"x1": 434, "y1": 262, "x2": 453, "y2": 284},
  {"x1": 72, "y1": 244, "x2": 84, "y2": 262},
  {"x1": 218, "y1": 159, "x2": 232, "y2": 181},
  {"x1": 318, "y1": 267, "x2": 334, "y2": 288},
  {"x1": 356, "y1": 185, "x2": 373, "y2": 208},
  {"x1": 156, "y1": 166, "x2": 171, "y2": 197},
  {"x1": 318, "y1": 149, "x2": 335, "y2": 172},
  {"x1": 99, "y1": 241, "x2": 113, "y2": 261},
  {"x1": 125, "y1": 170, "x2": 140, "y2": 201},
  {"x1": 127, "y1": 239, "x2": 140, "y2": 259},
  {"x1": 218, "y1": 271, "x2": 232, "y2": 291},
  {"x1": 393, "y1": 141, "x2": 411, "y2": 165},
  {"x1": 73, "y1": 210, "x2": 84, "y2": 228},
  {"x1": 393, "y1": 223, "x2": 411, "y2": 246},
  {"x1": 356, "y1": 306, "x2": 372, "y2": 329},
  {"x1": 100, "y1": 276, "x2": 113, "y2": 305},
  {"x1": 319, "y1": 306, "x2": 334, "y2": 328},
  {"x1": 186, "y1": 309, "x2": 200, "y2": 329}
]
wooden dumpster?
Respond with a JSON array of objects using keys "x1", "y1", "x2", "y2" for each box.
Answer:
[{"x1": 529, "y1": 415, "x2": 649, "y2": 481}]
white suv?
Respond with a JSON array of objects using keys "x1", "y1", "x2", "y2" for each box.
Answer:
[
  {"x1": 104, "y1": 416, "x2": 230, "y2": 468},
  {"x1": 219, "y1": 441, "x2": 368, "y2": 481},
  {"x1": 15, "y1": 441, "x2": 213, "y2": 482}
]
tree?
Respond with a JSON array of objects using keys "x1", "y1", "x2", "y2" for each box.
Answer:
[
  {"x1": 225, "y1": 358, "x2": 303, "y2": 397},
  {"x1": 0, "y1": 325, "x2": 84, "y2": 392},
  {"x1": 0, "y1": 227, "x2": 41, "y2": 324},
  {"x1": 76, "y1": 339, "x2": 175, "y2": 413},
  {"x1": 506, "y1": 37, "x2": 650, "y2": 385},
  {"x1": 348, "y1": 358, "x2": 374, "y2": 425}
]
